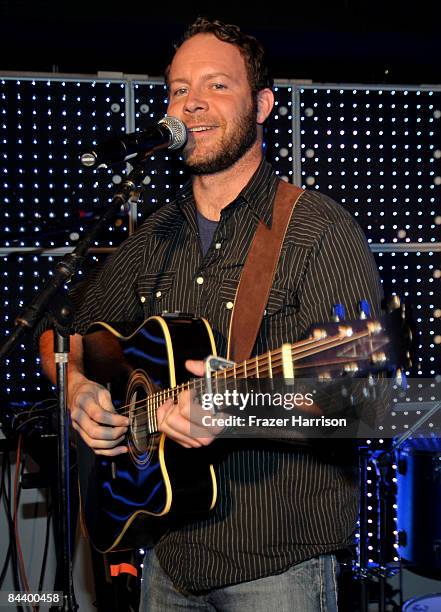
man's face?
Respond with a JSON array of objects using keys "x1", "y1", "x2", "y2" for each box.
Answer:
[{"x1": 167, "y1": 33, "x2": 258, "y2": 175}]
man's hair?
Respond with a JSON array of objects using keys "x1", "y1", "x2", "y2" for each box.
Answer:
[{"x1": 166, "y1": 17, "x2": 273, "y2": 94}]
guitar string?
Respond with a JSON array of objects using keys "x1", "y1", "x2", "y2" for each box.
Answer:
[
  {"x1": 124, "y1": 349, "x2": 370, "y2": 437},
  {"x1": 116, "y1": 329, "x2": 372, "y2": 432},
  {"x1": 115, "y1": 331, "x2": 353, "y2": 417},
  {"x1": 117, "y1": 330, "x2": 371, "y2": 423}
]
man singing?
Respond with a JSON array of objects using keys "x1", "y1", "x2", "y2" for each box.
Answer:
[{"x1": 40, "y1": 18, "x2": 382, "y2": 611}]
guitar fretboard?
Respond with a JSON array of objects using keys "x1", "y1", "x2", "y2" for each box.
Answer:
[{"x1": 130, "y1": 326, "x2": 376, "y2": 434}]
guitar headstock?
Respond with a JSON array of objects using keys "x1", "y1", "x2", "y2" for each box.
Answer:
[{"x1": 302, "y1": 297, "x2": 414, "y2": 381}]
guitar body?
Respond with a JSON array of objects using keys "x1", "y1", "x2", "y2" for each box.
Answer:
[{"x1": 78, "y1": 315, "x2": 218, "y2": 553}]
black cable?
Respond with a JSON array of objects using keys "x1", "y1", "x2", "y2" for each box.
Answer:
[
  {"x1": 37, "y1": 501, "x2": 52, "y2": 593},
  {"x1": 10, "y1": 451, "x2": 25, "y2": 610},
  {"x1": 0, "y1": 453, "x2": 12, "y2": 586},
  {"x1": 3, "y1": 452, "x2": 19, "y2": 585},
  {"x1": 1, "y1": 450, "x2": 25, "y2": 611},
  {"x1": 0, "y1": 444, "x2": 4, "y2": 505}
]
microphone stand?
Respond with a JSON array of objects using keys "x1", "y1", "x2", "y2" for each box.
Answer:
[{"x1": 0, "y1": 159, "x2": 149, "y2": 611}]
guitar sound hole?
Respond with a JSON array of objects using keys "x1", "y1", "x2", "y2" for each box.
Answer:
[
  {"x1": 126, "y1": 369, "x2": 160, "y2": 460},
  {"x1": 129, "y1": 387, "x2": 154, "y2": 454}
]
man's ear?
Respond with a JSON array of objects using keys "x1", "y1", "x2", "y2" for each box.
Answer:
[{"x1": 256, "y1": 88, "x2": 275, "y2": 124}]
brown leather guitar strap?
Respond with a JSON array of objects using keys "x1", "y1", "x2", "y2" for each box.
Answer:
[{"x1": 227, "y1": 180, "x2": 304, "y2": 363}]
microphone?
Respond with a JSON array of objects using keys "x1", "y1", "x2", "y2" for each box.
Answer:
[{"x1": 80, "y1": 116, "x2": 187, "y2": 167}]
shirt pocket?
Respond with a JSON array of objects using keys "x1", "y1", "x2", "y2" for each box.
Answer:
[
  {"x1": 219, "y1": 277, "x2": 289, "y2": 317},
  {"x1": 135, "y1": 271, "x2": 176, "y2": 316}
]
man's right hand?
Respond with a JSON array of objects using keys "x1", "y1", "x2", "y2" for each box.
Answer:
[{"x1": 68, "y1": 374, "x2": 130, "y2": 456}]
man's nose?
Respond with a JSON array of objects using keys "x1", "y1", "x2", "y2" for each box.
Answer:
[{"x1": 183, "y1": 91, "x2": 209, "y2": 113}]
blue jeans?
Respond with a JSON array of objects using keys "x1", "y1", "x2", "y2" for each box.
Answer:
[{"x1": 140, "y1": 548, "x2": 339, "y2": 611}]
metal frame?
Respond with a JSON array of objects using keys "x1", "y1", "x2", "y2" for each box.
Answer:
[{"x1": 1, "y1": 71, "x2": 440, "y2": 259}]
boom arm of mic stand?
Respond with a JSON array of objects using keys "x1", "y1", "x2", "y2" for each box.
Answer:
[{"x1": 0, "y1": 162, "x2": 146, "y2": 360}]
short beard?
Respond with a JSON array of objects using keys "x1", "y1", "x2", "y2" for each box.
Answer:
[{"x1": 183, "y1": 99, "x2": 258, "y2": 175}]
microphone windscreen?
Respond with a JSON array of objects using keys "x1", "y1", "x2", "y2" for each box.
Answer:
[{"x1": 159, "y1": 116, "x2": 187, "y2": 150}]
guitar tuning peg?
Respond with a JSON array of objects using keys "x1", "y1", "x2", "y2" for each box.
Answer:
[
  {"x1": 395, "y1": 369, "x2": 408, "y2": 389},
  {"x1": 332, "y1": 303, "x2": 345, "y2": 322},
  {"x1": 384, "y1": 294, "x2": 401, "y2": 312},
  {"x1": 358, "y1": 299, "x2": 371, "y2": 319}
]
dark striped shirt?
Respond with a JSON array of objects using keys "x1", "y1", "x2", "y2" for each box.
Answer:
[{"x1": 71, "y1": 159, "x2": 382, "y2": 592}]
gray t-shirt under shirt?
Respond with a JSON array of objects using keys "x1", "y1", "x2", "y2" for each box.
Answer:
[{"x1": 196, "y1": 209, "x2": 218, "y2": 256}]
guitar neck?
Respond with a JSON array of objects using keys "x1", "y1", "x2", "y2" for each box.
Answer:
[{"x1": 142, "y1": 325, "x2": 374, "y2": 433}]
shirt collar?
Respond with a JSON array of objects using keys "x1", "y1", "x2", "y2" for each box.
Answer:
[
  {"x1": 175, "y1": 158, "x2": 279, "y2": 228},
  {"x1": 238, "y1": 158, "x2": 278, "y2": 227}
]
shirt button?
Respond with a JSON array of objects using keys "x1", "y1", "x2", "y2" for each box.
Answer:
[
  {"x1": 155, "y1": 291, "x2": 162, "y2": 298},
  {"x1": 226, "y1": 301, "x2": 234, "y2": 310},
  {"x1": 196, "y1": 276, "x2": 204, "y2": 285},
  {"x1": 140, "y1": 296, "x2": 146, "y2": 303},
  {"x1": 215, "y1": 242, "x2": 222, "y2": 250}
]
